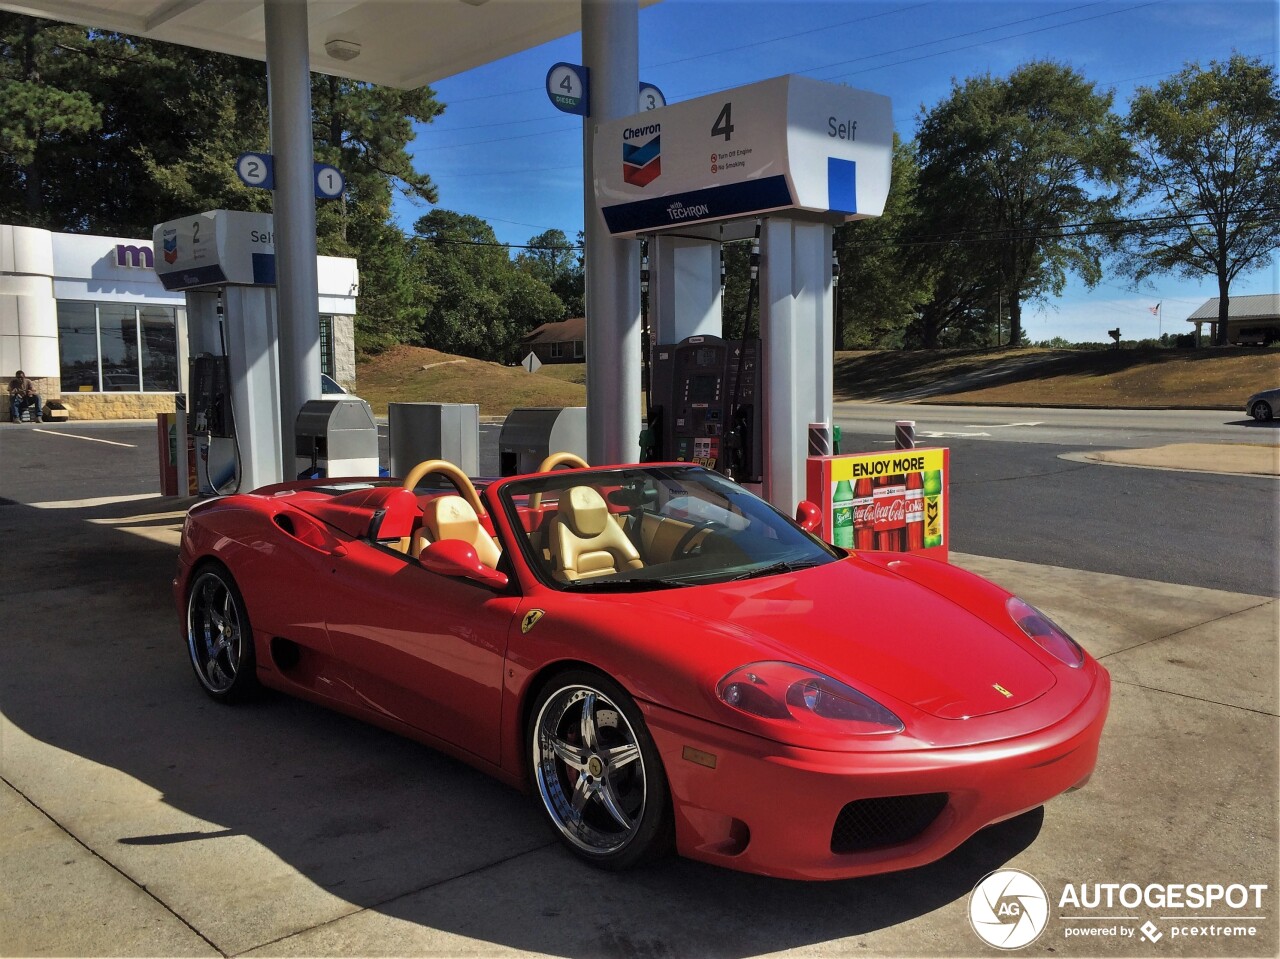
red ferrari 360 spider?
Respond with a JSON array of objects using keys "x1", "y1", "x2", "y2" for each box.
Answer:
[{"x1": 175, "y1": 454, "x2": 1109, "y2": 881}]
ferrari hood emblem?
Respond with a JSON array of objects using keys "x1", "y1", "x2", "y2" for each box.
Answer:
[
  {"x1": 993, "y1": 683, "x2": 1014, "y2": 699},
  {"x1": 521, "y1": 609, "x2": 546, "y2": 634}
]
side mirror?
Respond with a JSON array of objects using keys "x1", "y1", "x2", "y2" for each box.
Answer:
[
  {"x1": 419, "y1": 539, "x2": 509, "y2": 590},
  {"x1": 795, "y1": 500, "x2": 822, "y2": 533}
]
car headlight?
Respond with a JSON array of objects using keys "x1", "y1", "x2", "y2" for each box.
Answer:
[
  {"x1": 1008, "y1": 597, "x2": 1084, "y2": 668},
  {"x1": 716, "y1": 661, "x2": 903, "y2": 735}
]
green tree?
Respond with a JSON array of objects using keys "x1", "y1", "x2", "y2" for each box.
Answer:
[
  {"x1": 836, "y1": 134, "x2": 932, "y2": 348},
  {"x1": 0, "y1": 14, "x2": 101, "y2": 220},
  {"x1": 411, "y1": 210, "x2": 563, "y2": 361},
  {"x1": 1120, "y1": 55, "x2": 1280, "y2": 346},
  {"x1": 0, "y1": 12, "x2": 446, "y2": 354},
  {"x1": 915, "y1": 61, "x2": 1129, "y2": 346},
  {"x1": 516, "y1": 228, "x2": 582, "y2": 318},
  {"x1": 310, "y1": 76, "x2": 444, "y2": 352},
  {"x1": 1, "y1": 16, "x2": 273, "y2": 232}
]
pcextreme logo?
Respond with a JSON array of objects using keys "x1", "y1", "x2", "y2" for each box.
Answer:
[
  {"x1": 969, "y1": 869, "x2": 1050, "y2": 949},
  {"x1": 622, "y1": 122, "x2": 661, "y2": 187}
]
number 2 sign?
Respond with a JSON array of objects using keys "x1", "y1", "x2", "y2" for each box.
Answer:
[{"x1": 234, "y1": 153, "x2": 344, "y2": 200}]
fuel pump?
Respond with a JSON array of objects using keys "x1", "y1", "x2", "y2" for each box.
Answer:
[
  {"x1": 594, "y1": 74, "x2": 892, "y2": 510},
  {"x1": 649, "y1": 335, "x2": 761, "y2": 480},
  {"x1": 154, "y1": 211, "x2": 283, "y2": 494}
]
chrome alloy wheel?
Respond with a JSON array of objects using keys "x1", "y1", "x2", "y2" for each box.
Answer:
[
  {"x1": 1251, "y1": 400, "x2": 1273, "y2": 422},
  {"x1": 532, "y1": 684, "x2": 647, "y2": 857},
  {"x1": 186, "y1": 569, "x2": 247, "y2": 696}
]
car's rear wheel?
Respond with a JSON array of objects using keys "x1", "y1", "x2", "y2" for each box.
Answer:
[
  {"x1": 529, "y1": 670, "x2": 673, "y2": 870},
  {"x1": 1250, "y1": 400, "x2": 1273, "y2": 421},
  {"x1": 186, "y1": 564, "x2": 258, "y2": 702}
]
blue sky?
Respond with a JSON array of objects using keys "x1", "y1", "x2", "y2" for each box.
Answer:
[{"x1": 395, "y1": 0, "x2": 1279, "y2": 343}]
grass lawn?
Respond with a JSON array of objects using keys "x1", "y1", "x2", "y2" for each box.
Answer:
[{"x1": 356, "y1": 344, "x2": 1277, "y2": 414}]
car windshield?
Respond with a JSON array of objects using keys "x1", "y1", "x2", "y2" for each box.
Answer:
[{"x1": 498, "y1": 465, "x2": 841, "y2": 590}]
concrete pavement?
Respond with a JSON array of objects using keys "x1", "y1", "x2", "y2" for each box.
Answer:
[
  {"x1": 1074, "y1": 441, "x2": 1279, "y2": 477},
  {"x1": 1, "y1": 487, "x2": 1276, "y2": 957},
  {"x1": 1, "y1": 420, "x2": 1277, "y2": 957}
]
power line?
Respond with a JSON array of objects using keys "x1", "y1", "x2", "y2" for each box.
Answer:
[
  {"x1": 439, "y1": 0, "x2": 937, "y2": 105},
  {"x1": 817, "y1": 0, "x2": 1168, "y2": 84},
  {"x1": 808, "y1": 0, "x2": 1114, "y2": 81},
  {"x1": 839, "y1": 208, "x2": 1280, "y2": 251}
]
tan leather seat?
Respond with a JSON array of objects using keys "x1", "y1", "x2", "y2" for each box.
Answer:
[
  {"x1": 549, "y1": 486, "x2": 644, "y2": 582},
  {"x1": 413, "y1": 494, "x2": 502, "y2": 569}
]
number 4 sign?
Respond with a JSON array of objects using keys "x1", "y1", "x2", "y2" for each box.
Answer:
[{"x1": 547, "y1": 62, "x2": 589, "y2": 116}]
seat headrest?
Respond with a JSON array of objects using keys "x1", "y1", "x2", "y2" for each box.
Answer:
[
  {"x1": 428, "y1": 495, "x2": 481, "y2": 540},
  {"x1": 560, "y1": 486, "x2": 609, "y2": 537}
]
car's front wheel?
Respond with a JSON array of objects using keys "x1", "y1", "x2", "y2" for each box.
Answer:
[
  {"x1": 186, "y1": 564, "x2": 258, "y2": 702},
  {"x1": 529, "y1": 670, "x2": 673, "y2": 870},
  {"x1": 1250, "y1": 400, "x2": 1273, "y2": 422}
]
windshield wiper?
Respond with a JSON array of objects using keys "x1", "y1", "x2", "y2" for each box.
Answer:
[
  {"x1": 729, "y1": 560, "x2": 825, "y2": 582},
  {"x1": 561, "y1": 577, "x2": 686, "y2": 591}
]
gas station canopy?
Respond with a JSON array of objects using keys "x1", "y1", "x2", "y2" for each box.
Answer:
[{"x1": 0, "y1": 0, "x2": 654, "y2": 88}]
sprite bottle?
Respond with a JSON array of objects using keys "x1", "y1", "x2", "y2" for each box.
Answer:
[{"x1": 832, "y1": 479, "x2": 855, "y2": 548}]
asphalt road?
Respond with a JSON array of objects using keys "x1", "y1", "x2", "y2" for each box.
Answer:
[
  {"x1": 834, "y1": 402, "x2": 1277, "y2": 449},
  {"x1": 835, "y1": 403, "x2": 1278, "y2": 596},
  {"x1": 3, "y1": 408, "x2": 1276, "y2": 595}
]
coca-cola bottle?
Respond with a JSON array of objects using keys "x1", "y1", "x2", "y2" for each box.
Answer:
[
  {"x1": 853, "y1": 477, "x2": 876, "y2": 551},
  {"x1": 873, "y1": 473, "x2": 906, "y2": 551},
  {"x1": 832, "y1": 479, "x2": 854, "y2": 548},
  {"x1": 905, "y1": 471, "x2": 924, "y2": 551}
]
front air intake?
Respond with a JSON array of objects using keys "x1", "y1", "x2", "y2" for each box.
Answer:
[{"x1": 830, "y1": 793, "x2": 949, "y2": 854}]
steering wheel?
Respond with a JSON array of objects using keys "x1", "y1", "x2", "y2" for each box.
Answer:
[
  {"x1": 673, "y1": 520, "x2": 717, "y2": 557},
  {"x1": 401, "y1": 459, "x2": 487, "y2": 519},
  {"x1": 530, "y1": 451, "x2": 590, "y2": 511}
]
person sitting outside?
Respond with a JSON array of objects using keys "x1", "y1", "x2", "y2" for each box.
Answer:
[{"x1": 8, "y1": 370, "x2": 42, "y2": 423}]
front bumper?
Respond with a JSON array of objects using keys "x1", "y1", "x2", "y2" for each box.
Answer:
[{"x1": 642, "y1": 667, "x2": 1110, "y2": 881}]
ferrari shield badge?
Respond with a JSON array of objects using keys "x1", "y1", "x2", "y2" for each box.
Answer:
[
  {"x1": 993, "y1": 683, "x2": 1014, "y2": 699},
  {"x1": 521, "y1": 609, "x2": 546, "y2": 634}
]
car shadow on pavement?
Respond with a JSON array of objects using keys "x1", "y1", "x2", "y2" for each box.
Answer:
[{"x1": 0, "y1": 496, "x2": 1041, "y2": 957}]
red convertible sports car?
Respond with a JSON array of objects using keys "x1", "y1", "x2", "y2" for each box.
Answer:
[{"x1": 176, "y1": 454, "x2": 1110, "y2": 881}]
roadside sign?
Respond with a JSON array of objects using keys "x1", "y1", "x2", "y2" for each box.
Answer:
[
  {"x1": 547, "y1": 62, "x2": 589, "y2": 116},
  {"x1": 638, "y1": 82, "x2": 666, "y2": 112},
  {"x1": 236, "y1": 152, "x2": 274, "y2": 190},
  {"x1": 522, "y1": 352, "x2": 543, "y2": 374}
]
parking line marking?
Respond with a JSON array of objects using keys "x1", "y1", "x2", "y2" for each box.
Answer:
[{"x1": 30, "y1": 429, "x2": 136, "y2": 448}]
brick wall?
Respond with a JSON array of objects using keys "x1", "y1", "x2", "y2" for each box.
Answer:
[{"x1": 54, "y1": 392, "x2": 177, "y2": 421}]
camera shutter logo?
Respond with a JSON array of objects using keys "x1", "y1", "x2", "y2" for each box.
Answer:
[{"x1": 969, "y1": 869, "x2": 1050, "y2": 949}]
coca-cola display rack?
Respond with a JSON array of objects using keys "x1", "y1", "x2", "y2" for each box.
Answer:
[{"x1": 807, "y1": 447, "x2": 949, "y2": 559}]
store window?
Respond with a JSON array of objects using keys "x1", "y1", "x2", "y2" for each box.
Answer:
[
  {"x1": 56, "y1": 302, "x2": 179, "y2": 393},
  {"x1": 319, "y1": 314, "x2": 335, "y2": 377}
]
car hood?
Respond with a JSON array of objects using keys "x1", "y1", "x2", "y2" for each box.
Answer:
[{"x1": 595, "y1": 555, "x2": 1056, "y2": 721}]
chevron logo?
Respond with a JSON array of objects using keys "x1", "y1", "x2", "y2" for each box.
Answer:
[
  {"x1": 623, "y1": 134, "x2": 661, "y2": 187},
  {"x1": 162, "y1": 229, "x2": 179, "y2": 264}
]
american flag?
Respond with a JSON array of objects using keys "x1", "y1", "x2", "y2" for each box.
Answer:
[{"x1": 1149, "y1": 303, "x2": 1161, "y2": 315}]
